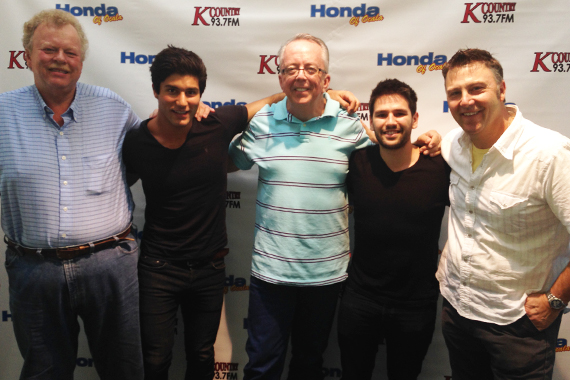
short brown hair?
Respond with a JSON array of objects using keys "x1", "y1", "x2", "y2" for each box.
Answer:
[{"x1": 442, "y1": 48, "x2": 503, "y2": 84}]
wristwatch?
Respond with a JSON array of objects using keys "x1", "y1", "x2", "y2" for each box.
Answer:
[{"x1": 546, "y1": 292, "x2": 568, "y2": 310}]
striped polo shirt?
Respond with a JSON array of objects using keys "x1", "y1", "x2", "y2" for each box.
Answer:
[
  {"x1": 0, "y1": 83, "x2": 140, "y2": 248},
  {"x1": 229, "y1": 94, "x2": 369, "y2": 286}
]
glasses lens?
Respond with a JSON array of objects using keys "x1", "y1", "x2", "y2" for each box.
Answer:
[
  {"x1": 305, "y1": 67, "x2": 318, "y2": 75},
  {"x1": 284, "y1": 66, "x2": 321, "y2": 77}
]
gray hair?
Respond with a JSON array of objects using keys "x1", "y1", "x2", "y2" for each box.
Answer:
[{"x1": 278, "y1": 33, "x2": 329, "y2": 72}]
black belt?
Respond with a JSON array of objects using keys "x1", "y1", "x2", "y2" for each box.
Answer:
[
  {"x1": 152, "y1": 248, "x2": 229, "y2": 269},
  {"x1": 4, "y1": 225, "x2": 133, "y2": 260}
]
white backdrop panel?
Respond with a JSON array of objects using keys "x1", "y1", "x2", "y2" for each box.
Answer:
[{"x1": 1, "y1": 1, "x2": 570, "y2": 379}]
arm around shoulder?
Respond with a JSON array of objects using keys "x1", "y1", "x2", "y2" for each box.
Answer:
[
  {"x1": 245, "y1": 93, "x2": 285, "y2": 121},
  {"x1": 228, "y1": 126, "x2": 256, "y2": 171}
]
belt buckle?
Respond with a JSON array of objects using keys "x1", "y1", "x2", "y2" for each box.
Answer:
[{"x1": 56, "y1": 246, "x2": 84, "y2": 260}]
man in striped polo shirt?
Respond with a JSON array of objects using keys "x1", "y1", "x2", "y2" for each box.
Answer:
[
  {"x1": 229, "y1": 34, "x2": 440, "y2": 380},
  {"x1": 0, "y1": 9, "x2": 143, "y2": 379}
]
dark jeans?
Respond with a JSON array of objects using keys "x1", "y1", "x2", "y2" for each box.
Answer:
[
  {"x1": 5, "y1": 238, "x2": 143, "y2": 380},
  {"x1": 138, "y1": 254, "x2": 226, "y2": 380},
  {"x1": 337, "y1": 285, "x2": 437, "y2": 380},
  {"x1": 441, "y1": 297, "x2": 563, "y2": 380},
  {"x1": 244, "y1": 276, "x2": 342, "y2": 380}
]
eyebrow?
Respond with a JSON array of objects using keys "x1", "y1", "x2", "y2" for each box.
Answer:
[
  {"x1": 164, "y1": 85, "x2": 199, "y2": 91},
  {"x1": 374, "y1": 108, "x2": 410, "y2": 114}
]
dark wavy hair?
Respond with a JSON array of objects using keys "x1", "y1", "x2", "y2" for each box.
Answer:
[
  {"x1": 369, "y1": 78, "x2": 418, "y2": 116},
  {"x1": 150, "y1": 45, "x2": 207, "y2": 95}
]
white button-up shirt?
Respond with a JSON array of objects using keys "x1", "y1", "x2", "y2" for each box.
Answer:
[{"x1": 437, "y1": 105, "x2": 570, "y2": 325}]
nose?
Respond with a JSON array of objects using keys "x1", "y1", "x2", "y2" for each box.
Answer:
[
  {"x1": 53, "y1": 49, "x2": 66, "y2": 62},
  {"x1": 386, "y1": 113, "x2": 397, "y2": 125},
  {"x1": 295, "y1": 68, "x2": 308, "y2": 79},
  {"x1": 176, "y1": 93, "x2": 188, "y2": 106},
  {"x1": 459, "y1": 91, "x2": 473, "y2": 107}
]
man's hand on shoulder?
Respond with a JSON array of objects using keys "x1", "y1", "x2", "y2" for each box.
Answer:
[
  {"x1": 327, "y1": 90, "x2": 360, "y2": 114},
  {"x1": 524, "y1": 293, "x2": 562, "y2": 331},
  {"x1": 415, "y1": 130, "x2": 442, "y2": 157},
  {"x1": 194, "y1": 102, "x2": 215, "y2": 121}
]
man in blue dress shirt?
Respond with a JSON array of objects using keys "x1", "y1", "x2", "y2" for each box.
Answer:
[{"x1": 0, "y1": 9, "x2": 143, "y2": 380}]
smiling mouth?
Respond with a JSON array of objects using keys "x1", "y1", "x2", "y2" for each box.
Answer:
[
  {"x1": 382, "y1": 128, "x2": 401, "y2": 136},
  {"x1": 462, "y1": 111, "x2": 480, "y2": 116},
  {"x1": 173, "y1": 110, "x2": 188, "y2": 115},
  {"x1": 49, "y1": 67, "x2": 69, "y2": 74}
]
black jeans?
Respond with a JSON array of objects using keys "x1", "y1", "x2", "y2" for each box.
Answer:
[
  {"x1": 337, "y1": 285, "x2": 437, "y2": 380},
  {"x1": 441, "y1": 298, "x2": 562, "y2": 380},
  {"x1": 138, "y1": 254, "x2": 226, "y2": 380}
]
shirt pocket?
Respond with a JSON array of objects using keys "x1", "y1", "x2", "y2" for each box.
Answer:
[
  {"x1": 489, "y1": 191, "x2": 528, "y2": 210},
  {"x1": 488, "y1": 191, "x2": 530, "y2": 233},
  {"x1": 82, "y1": 153, "x2": 114, "y2": 195}
]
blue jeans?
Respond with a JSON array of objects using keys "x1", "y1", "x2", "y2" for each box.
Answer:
[
  {"x1": 4, "y1": 236, "x2": 143, "y2": 380},
  {"x1": 337, "y1": 285, "x2": 437, "y2": 380},
  {"x1": 138, "y1": 254, "x2": 226, "y2": 380},
  {"x1": 244, "y1": 277, "x2": 342, "y2": 380},
  {"x1": 441, "y1": 298, "x2": 562, "y2": 380}
]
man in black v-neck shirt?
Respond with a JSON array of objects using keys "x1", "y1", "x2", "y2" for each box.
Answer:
[{"x1": 338, "y1": 79, "x2": 450, "y2": 380}]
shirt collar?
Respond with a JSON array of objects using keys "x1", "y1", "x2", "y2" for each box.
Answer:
[
  {"x1": 457, "y1": 105, "x2": 523, "y2": 160},
  {"x1": 32, "y1": 83, "x2": 79, "y2": 123},
  {"x1": 273, "y1": 92, "x2": 339, "y2": 123}
]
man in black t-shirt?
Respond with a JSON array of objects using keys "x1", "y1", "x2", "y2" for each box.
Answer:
[
  {"x1": 122, "y1": 45, "x2": 361, "y2": 380},
  {"x1": 338, "y1": 79, "x2": 450, "y2": 380},
  {"x1": 122, "y1": 46, "x2": 288, "y2": 380}
]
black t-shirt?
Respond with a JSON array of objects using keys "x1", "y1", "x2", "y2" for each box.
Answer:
[
  {"x1": 346, "y1": 145, "x2": 450, "y2": 307},
  {"x1": 122, "y1": 105, "x2": 248, "y2": 261}
]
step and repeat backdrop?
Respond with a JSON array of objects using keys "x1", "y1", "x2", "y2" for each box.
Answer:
[{"x1": 1, "y1": 0, "x2": 570, "y2": 379}]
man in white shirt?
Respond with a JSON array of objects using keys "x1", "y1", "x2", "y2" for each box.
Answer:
[{"x1": 437, "y1": 48, "x2": 570, "y2": 380}]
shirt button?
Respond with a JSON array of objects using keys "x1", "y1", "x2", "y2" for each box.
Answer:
[
  {"x1": 470, "y1": 186, "x2": 475, "y2": 190},
  {"x1": 61, "y1": 233, "x2": 67, "y2": 238},
  {"x1": 467, "y1": 234, "x2": 472, "y2": 238},
  {"x1": 63, "y1": 207, "x2": 68, "y2": 212},
  {"x1": 62, "y1": 156, "x2": 67, "y2": 160},
  {"x1": 469, "y1": 210, "x2": 473, "y2": 214},
  {"x1": 63, "y1": 181, "x2": 68, "y2": 185},
  {"x1": 59, "y1": 131, "x2": 64, "y2": 136}
]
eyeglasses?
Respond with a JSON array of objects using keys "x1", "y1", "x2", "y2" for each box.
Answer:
[{"x1": 279, "y1": 65, "x2": 327, "y2": 77}]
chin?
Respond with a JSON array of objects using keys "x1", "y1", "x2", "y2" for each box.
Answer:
[{"x1": 379, "y1": 139, "x2": 405, "y2": 150}]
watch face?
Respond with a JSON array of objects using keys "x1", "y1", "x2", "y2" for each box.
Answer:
[
  {"x1": 550, "y1": 299, "x2": 566, "y2": 309},
  {"x1": 548, "y1": 294, "x2": 566, "y2": 309}
]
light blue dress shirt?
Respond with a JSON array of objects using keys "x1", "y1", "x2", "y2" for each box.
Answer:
[{"x1": 0, "y1": 83, "x2": 140, "y2": 248}]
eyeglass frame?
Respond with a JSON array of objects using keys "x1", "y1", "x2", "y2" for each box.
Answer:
[{"x1": 277, "y1": 65, "x2": 328, "y2": 77}]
